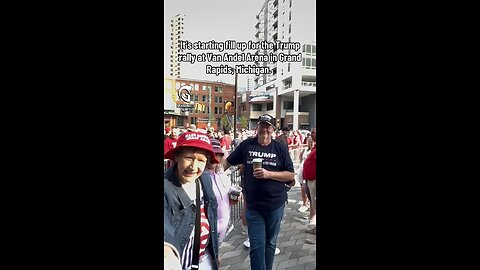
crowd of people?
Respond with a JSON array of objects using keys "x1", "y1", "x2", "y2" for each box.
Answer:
[
  {"x1": 164, "y1": 124, "x2": 311, "y2": 154},
  {"x1": 163, "y1": 115, "x2": 317, "y2": 270}
]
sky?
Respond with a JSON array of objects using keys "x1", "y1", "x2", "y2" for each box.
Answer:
[{"x1": 164, "y1": 0, "x2": 265, "y2": 86}]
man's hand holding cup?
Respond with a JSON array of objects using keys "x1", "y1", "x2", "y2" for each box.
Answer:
[{"x1": 252, "y1": 158, "x2": 271, "y2": 179}]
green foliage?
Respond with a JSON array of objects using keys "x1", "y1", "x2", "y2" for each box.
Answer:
[
  {"x1": 220, "y1": 115, "x2": 231, "y2": 131},
  {"x1": 239, "y1": 116, "x2": 248, "y2": 129}
]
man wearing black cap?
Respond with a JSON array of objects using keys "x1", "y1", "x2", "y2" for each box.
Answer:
[{"x1": 222, "y1": 114, "x2": 295, "y2": 270}]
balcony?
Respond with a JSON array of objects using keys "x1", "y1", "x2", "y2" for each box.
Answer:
[
  {"x1": 301, "y1": 81, "x2": 316, "y2": 87},
  {"x1": 249, "y1": 110, "x2": 265, "y2": 119},
  {"x1": 265, "y1": 109, "x2": 275, "y2": 116},
  {"x1": 273, "y1": 8, "x2": 278, "y2": 17}
]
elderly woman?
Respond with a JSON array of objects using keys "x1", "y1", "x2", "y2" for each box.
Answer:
[
  {"x1": 205, "y1": 139, "x2": 243, "y2": 244},
  {"x1": 164, "y1": 132, "x2": 220, "y2": 270}
]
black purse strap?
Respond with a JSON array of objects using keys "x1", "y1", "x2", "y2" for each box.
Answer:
[{"x1": 191, "y1": 178, "x2": 201, "y2": 269}]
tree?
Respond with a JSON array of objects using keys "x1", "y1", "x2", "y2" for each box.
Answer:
[
  {"x1": 220, "y1": 114, "x2": 231, "y2": 132},
  {"x1": 239, "y1": 116, "x2": 248, "y2": 129}
]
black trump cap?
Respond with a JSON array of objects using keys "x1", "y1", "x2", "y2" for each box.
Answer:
[{"x1": 258, "y1": 114, "x2": 274, "y2": 127}]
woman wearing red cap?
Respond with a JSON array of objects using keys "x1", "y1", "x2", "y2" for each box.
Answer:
[{"x1": 164, "y1": 132, "x2": 220, "y2": 270}]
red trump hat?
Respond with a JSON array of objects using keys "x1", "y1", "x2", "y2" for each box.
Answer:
[{"x1": 164, "y1": 132, "x2": 220, "y2": 164}]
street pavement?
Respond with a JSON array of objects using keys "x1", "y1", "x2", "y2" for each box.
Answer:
[{"x1": 218, "y1": 186, "x2": 316, "y2": 270}]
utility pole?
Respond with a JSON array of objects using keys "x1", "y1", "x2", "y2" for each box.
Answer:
[{"x1": 233, "y1": 71, "x2": 238, "y2": 139}]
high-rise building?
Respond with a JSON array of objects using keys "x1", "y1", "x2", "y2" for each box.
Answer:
[
  {"x1": 170, "y1": 14, "x2": 186, "y2": 78},
  {"x1": 246, "y1": 76, "x2": 253, "y2": 92},
  {"x1": 253, "y1": 0, "x2": 316, "y2": 130}
]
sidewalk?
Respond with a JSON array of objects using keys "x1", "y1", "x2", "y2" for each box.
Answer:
[{"x1": 218, "y1": 186, "x2": 316, "y2": 270}]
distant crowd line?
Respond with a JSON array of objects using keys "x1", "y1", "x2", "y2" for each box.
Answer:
[{"x1": 164, "y1": 124, "x2": 314, "y2": 155}]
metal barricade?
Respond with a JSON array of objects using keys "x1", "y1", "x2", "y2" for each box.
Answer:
[{"x1": 225, "y1": 166, "x2": 244, "y2": 238}]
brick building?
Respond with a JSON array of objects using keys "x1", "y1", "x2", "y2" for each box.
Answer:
[{"x1": 174, "y1": 78, "x2": 235, "y2": 130}]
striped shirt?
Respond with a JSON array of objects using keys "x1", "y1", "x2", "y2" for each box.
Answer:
[{"x1": 180, "y1": 194, "x2": 210, "y2": 270}]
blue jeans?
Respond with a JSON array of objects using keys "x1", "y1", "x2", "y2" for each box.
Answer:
[{"x1": 246, "y1": 203, "x2": 285, "y2": 270}]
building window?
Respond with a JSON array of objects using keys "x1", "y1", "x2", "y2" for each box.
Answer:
[
  {"x1": 267, "y1": 103, "x2": 273, "y2": 110},
  {"x1": 312, "y1": 59, "x2": 316, "y2": 68},
  {"x1": 312, "y1": 45, "x2": 316, "y2": 54},
  {"x1": 219, "y1": 97, "x2": 222, "y2": 103},
  {"x1": 242, "y1": 104, "x2": 246, "y2": 111},
  {"x1": 194, "y1": 84, "x2": 199, "y2": 91},
  {"x1": 215, "y1": 96, "x2": 218, "y2": 103},
  {"x1": 215, "y1": 107, "x2": 218, "y2": 114},
  {"x1": 202, "y1": 85, "x2": 207, "y2": 91},
  {"x1": 219, "y1": 107, "x2": 223, "y2": 115},
  {"x1": 252, "y1": 104, "x2": 263, "y2": 111},
  {"x1": 194, "y1": 94, "x2": 199, "y2": 101},
  {"x1": 214, "y1": 86, "x2": 223, "y2": 92},
  {"x1": 178, "y1": 117, "x2": 184, "y2": 127},
  {"x1": 283, "y1": 101, "x2": 293, "y2": 110},
  {"x1": 207, "y1": 85, "x2": 212, "y2": 92}
]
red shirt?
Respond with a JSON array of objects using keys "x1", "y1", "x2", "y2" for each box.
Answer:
[
  {"x1": 303, "y1": 145, "x2": 316, "y2": 180},
  {"x1": 220, "y1": 135, "x2": 232, "y2": 150},
  {"x1": 287, "y1": 137, "x2": 293, "y2": 145},
  {"x1": 163, "y1": 137, "x2": 178, "y2": 155}
]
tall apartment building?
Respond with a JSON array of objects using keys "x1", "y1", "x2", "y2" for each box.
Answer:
[
  {"x1": 170, "y1": 14, "x2": 186, "y2": 78},
  {"x1": 252, "y1": 0, "x2": 316, "y2": 130}
]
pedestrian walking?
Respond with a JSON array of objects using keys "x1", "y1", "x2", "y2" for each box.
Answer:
[
  {"x1": 296, "y1": 147, "x2": 311, "y2": 213},
  {"x1": 275, "y1": 127, "x2": 289, "y2": 147},
  {"x1": 219, "y1": 129, "x2": 232, "y2": 155},
  {"x1": 222, "y1": 114, "x2": 295, "y2": 270},
  {"x1": 303, "y1": 128, "x2": 317, "y2": 236},
  {"x1": 205, "y1": 139, "x2": 241, "y2": 245},
  {"x1": 164, "y1": 128, "x2": 179, "y2": 155}
]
